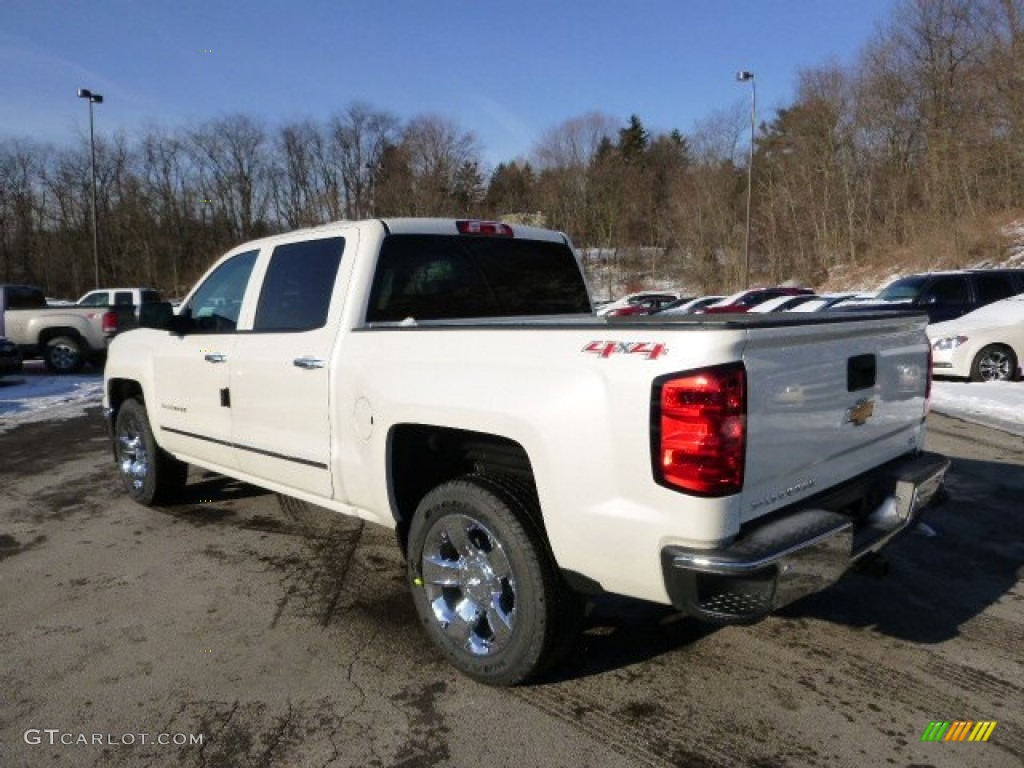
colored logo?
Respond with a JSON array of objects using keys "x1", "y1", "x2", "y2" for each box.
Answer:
[
  {"x1": 921, "y1": 721, "x2": 997, "y2": 742},
  {"x1": 582, "y1": 341, "x2": 667, "y2": 360},
  {"x1": 845, "y1": 398, "x2": 875, "y2": 426}
]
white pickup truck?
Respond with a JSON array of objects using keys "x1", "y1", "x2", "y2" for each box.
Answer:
[{"x1": 103, "y1": 218, "x2": 949, "y2": 685}]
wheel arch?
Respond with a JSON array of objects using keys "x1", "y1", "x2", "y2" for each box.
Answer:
[
  {"x1": 37, "y1": 326, "x2": 87, "y2": 348},
  {"x1": 385, "y1": 424, "x2": 542, "y2": 553},
  {"x1": 107, "y1": 377, "x2": 145, "y2": 414}
]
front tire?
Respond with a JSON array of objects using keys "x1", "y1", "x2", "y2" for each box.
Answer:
[
  {"x1": 44, "y1": 335, "x2": 84, "y2": 374},
  {"x1": 970, "y1": 344, "x2": 1017, "y2": 382},
  {"x1": 114, "y1": 399, "x2": 188, "y2": 505},
  {"x1": 407, "y1": 475, "x2": 581, "y2": 686}
]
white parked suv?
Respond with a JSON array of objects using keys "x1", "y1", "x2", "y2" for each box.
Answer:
[{"x1": 103, "y1": 218, "x2": 949, "y2": 684}]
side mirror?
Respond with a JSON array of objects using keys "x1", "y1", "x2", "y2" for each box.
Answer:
[{"x1": 138, "y1": 301, "x2": 175, "y2": 329}]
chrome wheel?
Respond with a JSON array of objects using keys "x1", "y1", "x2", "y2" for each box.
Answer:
[
  {"x1": 117, "y1": 413, "x2": 150, "y2": 491},
  {"x1": 975, "y1": 347, "x2": 1013, "y2": 381},
  {"x1": 420, "y1": 513, "x2": 517, "y2": 657}
]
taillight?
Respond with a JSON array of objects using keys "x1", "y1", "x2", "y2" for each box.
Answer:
[
  {"x1": 925, "y1": 344, "x2": 933, "y2": 416},
  {"x1": 456, "y1": 219, "x2": 513, "y2": 237},
  {"x1": 653, "y1": 363, "x2": 746, "y2": 496},
  {"x1": 102, "y1": 310, "x2": 119, "y2": 334}
]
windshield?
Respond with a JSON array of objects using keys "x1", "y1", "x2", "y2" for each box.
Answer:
[{"x1": 876, "y1": 276, "x2": 928, "y2": 302}]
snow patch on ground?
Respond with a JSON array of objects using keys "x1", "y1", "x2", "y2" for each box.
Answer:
[
  {"x1": 931, "y1": 380, "x2": 1024, "y2": 437},
  {"x1": 0, "y1": 362, "x2": 104, "y2": 434},
  {"x1": 1, "y1": 361, "x2": 1021, "y2": 439}
]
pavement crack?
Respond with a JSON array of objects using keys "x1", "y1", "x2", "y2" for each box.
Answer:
[
  {"x1": 197, "y1": 699, "x2": 239, "y2": 768},
  {"x1": 255, "y1": 699, "x2": 295, "y2": 768}
]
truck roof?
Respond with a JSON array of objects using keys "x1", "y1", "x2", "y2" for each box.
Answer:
[{"x1": 223, "y1": 218, "x2": 570, "y2": 252}]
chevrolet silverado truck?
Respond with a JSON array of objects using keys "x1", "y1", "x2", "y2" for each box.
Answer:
[
  {"x1": 102, "y1": 218, "x2": 950, "y2": 685},
  {"x1": 0, "y1": 284, "x2": 135, "y2": 373}
]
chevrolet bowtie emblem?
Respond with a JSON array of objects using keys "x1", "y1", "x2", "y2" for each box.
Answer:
[{"x1": 846, "y1": 398, "x2": 875, "y2": 426}]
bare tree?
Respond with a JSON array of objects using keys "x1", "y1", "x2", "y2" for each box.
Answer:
[
  {"x1": 187, "y1": 115, "x2": 272, "y2": 241},
  {"x1": 330, "y1": 102, "x2": 400, "y2": 218},
  {"x1": 395, "y1": 114, "x2": 482, "y2": 216}
]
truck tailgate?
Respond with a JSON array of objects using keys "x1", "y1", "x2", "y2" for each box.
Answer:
[{"x1": 739, "y1": 313, "x2": 929, "y2": 523}]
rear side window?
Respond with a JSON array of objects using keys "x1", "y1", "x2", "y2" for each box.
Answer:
[
  {"x1": 975, "y1": 274, "x2": 1015, "y2": 304},
  {"x1": 366, "y1": 234, "x2": 590, "y2": 322},
  {"x1": 113, "y1": 292, "x2": 133, "y2": 305},
  {"x1": 254, "y1": 237, "x2": 345, "y2": 332}
]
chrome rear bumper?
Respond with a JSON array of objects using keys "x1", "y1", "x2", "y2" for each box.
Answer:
[{"x1": 661, "y1": 451, "x2": 950, "y2": 624}]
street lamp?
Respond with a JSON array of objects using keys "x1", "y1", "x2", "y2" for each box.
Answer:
[
  {"x1": 736, "y1": 70, "x2": 755, "y2": 290},
  {"x1": 77, "y1": 88, "x2": 103, "y2": 289}
]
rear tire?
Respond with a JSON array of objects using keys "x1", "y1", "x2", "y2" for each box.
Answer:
[
  {"x1": 407, "y1": 474, "x2": 581, "y2": 685},
  {"x1": 970, "y1": 344, "x2": 1017, "y2": 382},
  {"x1": 44, "y1": 335, "x2": 84, "y2": 374},
  {"x1": 114, "y1": 398, "x2": 188, "y2": 505}
]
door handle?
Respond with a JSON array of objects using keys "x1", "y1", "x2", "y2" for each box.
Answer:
[
  {"x1": 293, "y1": 356, "x2": 326, "y2": 369},
  {"x1": 204, "y1": 353, "x2": 227, "y2": 363}
]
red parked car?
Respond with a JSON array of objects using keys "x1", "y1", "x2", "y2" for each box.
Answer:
[
  {"x1": 700, "y1": 287, "x2": 814, "y2": 314},
  {"x1": 599, "y1": 292, "x2": 683, "y2": 317}
]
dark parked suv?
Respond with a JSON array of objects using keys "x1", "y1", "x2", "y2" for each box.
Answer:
[{"x1": 839, "y1": 269, "x2": 1024, "y2": 323}]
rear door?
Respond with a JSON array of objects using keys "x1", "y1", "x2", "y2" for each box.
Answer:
[{"x1": 229, "y1": 234, "x2": 348, "y2": 499}]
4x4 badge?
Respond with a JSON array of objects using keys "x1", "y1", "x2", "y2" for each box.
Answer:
[{"x1": 846, "y1": 398, "x2": 875, "y2": 426}]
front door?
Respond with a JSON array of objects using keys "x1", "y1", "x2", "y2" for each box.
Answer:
[{"x1": 153, "y1": 249, "x2": 259, "y2": 471}]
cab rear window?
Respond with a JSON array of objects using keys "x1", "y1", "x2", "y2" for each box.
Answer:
[{"x1": 366, "y1": 235, "x2": 591, "y2": 322}]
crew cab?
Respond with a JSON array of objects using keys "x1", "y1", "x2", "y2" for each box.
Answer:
[
  {"x1": 0, "y1": 284, "x2": 134, "y2": 372},
  {"x1": 77, "y1": 287, "x2": 164, "y2": 311},
  {"x1": 103, "y1": 219, "x2": 949, "y2": 685}
]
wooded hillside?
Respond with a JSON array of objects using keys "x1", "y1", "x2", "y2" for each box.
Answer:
[{"x1": 1, "y1": 0, "x2": 1021, "y2": 299}]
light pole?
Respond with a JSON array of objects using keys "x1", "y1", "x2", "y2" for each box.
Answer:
[
  {"x1": 736, "y1": 70, "x2": 755, "y2": 290},
  {"x1": 77, "y1": 88, "x2": 103, "y2": 289}
]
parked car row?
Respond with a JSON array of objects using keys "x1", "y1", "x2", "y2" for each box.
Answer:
[
  {"x1": 839, "y1": 269, "x2": 1024, "y2": 382},
  {"x1": 600, "y1": 267, "x2": 1024, "y2": 383}
]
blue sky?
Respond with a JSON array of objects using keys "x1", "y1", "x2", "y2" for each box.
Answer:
[{"x1": 2, "y1": 0, "x2": 897, "y2": 168}]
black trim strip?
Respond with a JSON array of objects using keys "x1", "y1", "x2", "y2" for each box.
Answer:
[{"x1": 161, "y1": 426, "x2": 328, "y2": 469}]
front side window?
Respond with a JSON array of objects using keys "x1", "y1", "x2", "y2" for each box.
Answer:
[
  {"x1": 366, "y1": 234, "x2": 590, "y2": 322},
  {"x1": 183, "y1": 249, "x2": 259, "y2": 332},
  {"x1": 78, "y1": 292, "x2": 109, "y2": 306},
  {"x1": 254, "y1": 238, "x2": 345, "y2": 332}
]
